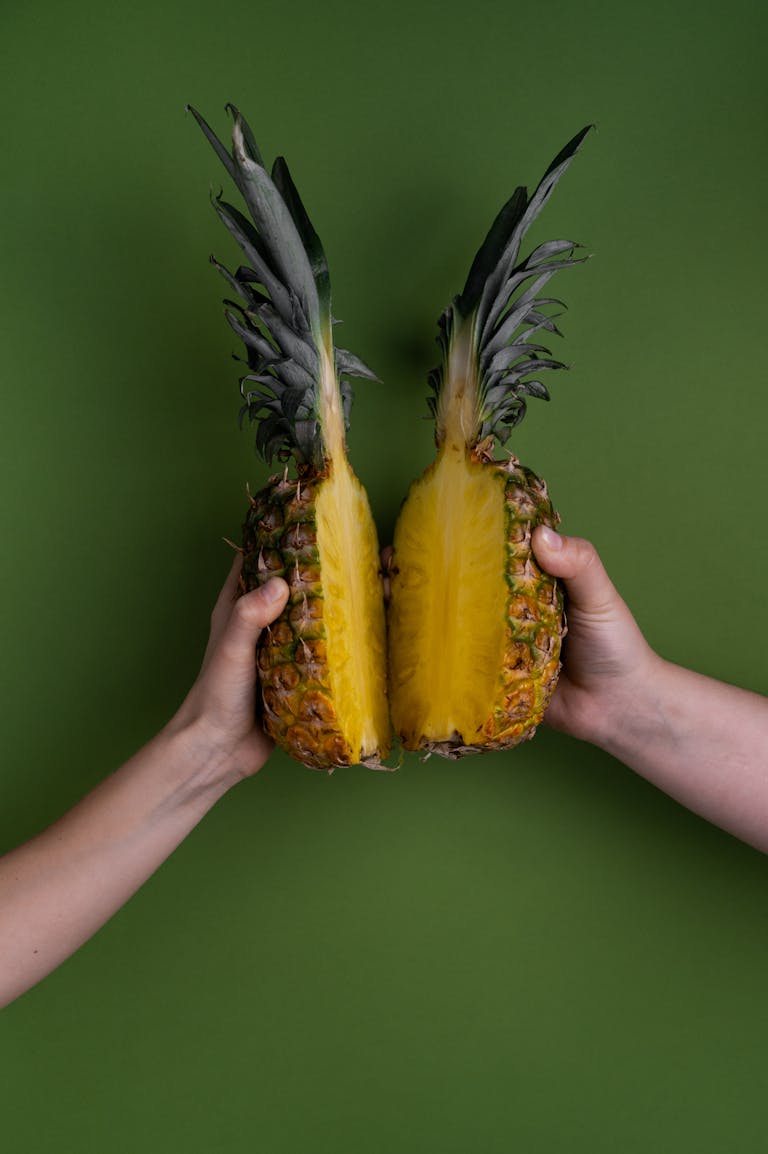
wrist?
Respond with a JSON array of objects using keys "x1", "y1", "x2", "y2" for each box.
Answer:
[
  {"x1": 591, "y1": 651, "x2": 672, "y2": 759},
  {"x1": 159, "y1": 711, "x2": 246, "y2": 798}
]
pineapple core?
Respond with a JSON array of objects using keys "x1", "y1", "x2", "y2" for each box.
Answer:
[
  {"x1": 388, "y1": 445, "x2": 508, "y2": 746},
  {"x1": 315, "y1": 458, "x2": 390, "y2": 761}
]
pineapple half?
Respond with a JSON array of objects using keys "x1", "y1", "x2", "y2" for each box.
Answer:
[
  {"x1": 388, "y1": 127, "x2": 592, "y2": 758},
  {"x1": 189, "y1": 105, "x2": 390, "y2": 770}
]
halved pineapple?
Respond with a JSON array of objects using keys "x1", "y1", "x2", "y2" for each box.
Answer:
[
  {"x1": 191, "y1": 104, "x2": 390, "y2": 770},
  {"x1": 388, "y1": 127, "x2": 591, "y2": 758}
]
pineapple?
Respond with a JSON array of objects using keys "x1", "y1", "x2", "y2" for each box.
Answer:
[
  {"x1": 189, "y1": 104, "x2": 390, "y2": 770},
  {"x1": 387, "y1": 127, "x2": 591, "y2": 758}
]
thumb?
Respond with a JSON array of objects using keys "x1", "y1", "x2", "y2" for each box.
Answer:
[
  {"x1": 213, "y1": 577, "x2": 290, "y2": 675},
  {"x1": 532, "y1": 526, "x2": 619, "y2": 616}
]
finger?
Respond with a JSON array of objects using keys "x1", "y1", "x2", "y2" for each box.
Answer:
[
  {"x1": 205, "y1": 577, "x2": 290, "y2": 685},
  {"x1": 202, "y1": 553, "x2": 246, "y2": 668},
  {"x1": 214, "y1": 551, "x2": 245, "y2": 614},
  {"x1": 531, "y1": 526, "x2": 619, "y2": 616}
]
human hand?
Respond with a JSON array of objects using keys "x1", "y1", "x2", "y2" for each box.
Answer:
[
  {"x1": 170, "y1": 555, "x2": 289, "y2": 783},
  {"x1": 531, "y1": 526, "x2": 661, "y2": 746}
]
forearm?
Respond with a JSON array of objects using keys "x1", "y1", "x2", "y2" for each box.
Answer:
[
  {"x1": 0, "y1": 720, "x2": 232, "y2": 1009},
  {"x1": 597, "y1": 657, "x2": 768, "y2": 852}
]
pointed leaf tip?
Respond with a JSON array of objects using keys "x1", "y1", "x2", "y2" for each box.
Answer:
[{"x1": 541, "y1": 124, "x2": 595, "y2": 179}]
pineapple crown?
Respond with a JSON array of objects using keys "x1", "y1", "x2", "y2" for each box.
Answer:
[
  {"x1": 188, "y1": 103, "x2": 377, "y2": 469},
  {"x1": 429, "y1": 126, "x2": 593, "y2": 447}
]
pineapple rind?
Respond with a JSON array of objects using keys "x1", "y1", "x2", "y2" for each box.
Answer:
[
  {"x1": 485, "y1": 453, "x2": 563, "y2": 749},
  {"x1": 243, "y1": 472, "x2": 343, "y2": 770}
]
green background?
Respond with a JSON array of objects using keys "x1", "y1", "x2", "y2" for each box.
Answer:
[{"x1": 2, "y1": 0, "x2": 768, "y2": 1149}]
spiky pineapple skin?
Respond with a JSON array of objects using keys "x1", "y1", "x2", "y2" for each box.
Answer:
[
  {"x1": 491, "y1": 454, "x2": 564, "y2": 744},
  {"x1": 418, "y1": 450, "x2": 564, "y2": 760},
  {"x1": 241, "y1": 469, "x2": 355, "y2": 771}
]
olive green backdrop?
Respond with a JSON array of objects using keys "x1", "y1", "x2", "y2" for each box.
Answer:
[{"x1": 2, "y1": 0, "x2": 767, "y2": 1150}]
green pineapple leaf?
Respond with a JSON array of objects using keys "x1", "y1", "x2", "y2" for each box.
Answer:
[
  {"x1": 190, "y1": 103, "x2": 379, "y2": 469},
  {"x1": 271, "y1": 155, "x2": 331, "y2": 322},
  {"x1": 430, "y1": 125, "x2": 593, "y2": 449},
  {"x1": 457, "y1": 185, "x2": 528, "y2": 319}
]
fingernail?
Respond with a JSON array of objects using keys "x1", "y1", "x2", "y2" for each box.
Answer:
[
  {"x1": 538, "y1": 525, "x2": 563, "y2": 550},
  {"x1": 261, "y1": 577, "x2": 287, "y2": 603}
]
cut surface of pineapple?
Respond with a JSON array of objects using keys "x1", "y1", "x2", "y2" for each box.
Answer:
[
  {"x1": 314, "y1": 459, "x2": 390, "y2": 762},
  {"x1": 388, "y1": 444, "x2": 509, "y2": 746}
]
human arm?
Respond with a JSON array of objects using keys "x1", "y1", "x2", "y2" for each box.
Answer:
[
  {"x1": 532, "y1": 525, "x2": 768, "y2": 853},
  {"x1": 0, "y1": 560, "x2": 289, "y2": 1009}
]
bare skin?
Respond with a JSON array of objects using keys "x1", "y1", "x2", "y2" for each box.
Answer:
[
  {"x1": 531, "y1": 525, "x2": 768, "y2": 853},
  {"x1": 2, "y1": 530, "x2": 767, "y2": 1009},
  {"x1": 0, "y1": 560, "x2": 290, "y2": 1010}
]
